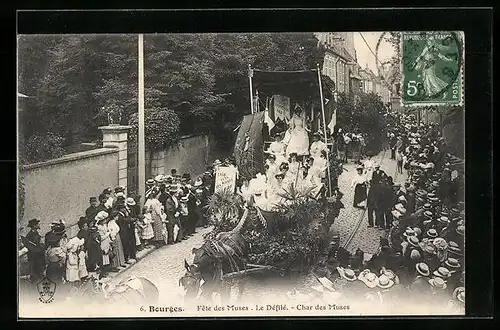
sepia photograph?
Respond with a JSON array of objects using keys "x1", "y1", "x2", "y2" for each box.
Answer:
[{"x1": 18, "y1": 29, "x2": 467, "y2": 317}]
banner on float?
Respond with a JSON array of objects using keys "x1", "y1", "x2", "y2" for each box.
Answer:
[
  {"x1": 214, "y1": 166, "x2": 237, "y2": 194},
  {"x1": 273, "y1": 95, "x2": 290, "y2": 122}
]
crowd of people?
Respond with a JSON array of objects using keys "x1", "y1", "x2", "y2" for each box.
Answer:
[
  {"x1": 322, "y1": 112, "x2": 465, "y2": 312},
  {"x1": 19, "y1": 166, "x2": 226, "y2": 290}
]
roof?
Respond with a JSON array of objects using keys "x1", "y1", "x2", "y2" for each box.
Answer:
[{"x1": 324, "y1": 44, "x2": 355, "y2": 63}]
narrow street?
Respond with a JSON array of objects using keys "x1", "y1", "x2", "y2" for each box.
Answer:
[{"x1": 108, "y1": 149, "x2": 408, "y2": 305}]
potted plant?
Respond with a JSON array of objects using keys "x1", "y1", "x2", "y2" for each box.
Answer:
[{"x1": 100, "y1": 104, "x2": 122, "y2": 126}]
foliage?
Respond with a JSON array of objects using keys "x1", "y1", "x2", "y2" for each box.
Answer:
[
  {"x1": 128, "y1": 108, "x2": 180, "y2": 151},
  {"x1": 18, "y1": 174, "x2": 25, "y2": 220},
  {"x1": 242, "y1": 197, "x2": 329, "y2": 275},
  {"x1": 19, "y1": 132, "x2": 66, "y2": 165},
  {"x1": 18, "y1": 33, "x2": 325, "y2": 157},
  {"x1": 336, "y1": 91, "x2": 388, "y2": 154},
  {"x1": 203, "y1": 189, "x2": 244, "y2": 237}
]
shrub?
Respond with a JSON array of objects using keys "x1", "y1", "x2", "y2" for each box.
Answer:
[
  {"x1": 128, "y1": 107, "x2": 180, "y2": 151},
  {"x1": 19, "y1": 132, "x2": 66, "y2": 165}
]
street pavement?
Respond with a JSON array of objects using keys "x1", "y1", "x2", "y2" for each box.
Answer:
[
  {"x1": 331, "y1": 148, "x2": 408, "y2": 255},
  {"x1": 108, "y1": 149, "x2": 408, "y2": 303}
]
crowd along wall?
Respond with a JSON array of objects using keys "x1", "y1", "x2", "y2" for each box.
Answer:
[
  {"x1": 19, "y1": 148, "x2": 120, "y2": 238},
  {"x1": 147, "y1": 134, "x2": 220, "y2": 180}
]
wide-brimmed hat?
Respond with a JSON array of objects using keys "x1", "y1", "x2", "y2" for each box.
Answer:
[
  {"x1": 410, "y1": 249, "x2": 422, "y2": 261},
  {"x1": 114, "y1": 185, "x2": 126, "y2": 193},
  {"x1": 95, "y1": 211, "x2": 109, "y2": 223},
  {"x1": 453, "y1": 287, "x2": 465, "y2": 303},
  {"x1": 433, "y1": 267, "x2": 451, "y2": 278},
  {"x1": 126, "y1": 197, "x2": 136, "y2": 206},
  {"x1": 413, "y1": 227, "x2": 422, "y2": 236},
  {"x1": 456, "y1": 225, "x2": 465, "y2": 236},
  {"x1": 154, "y1": 174, "x2": 164, "y2": 183},
  {"x1": 67, "y1": 237, "x2": 85, "y2": 251},
  {"x1": 415, "y1": 262, "x2": 430, "y2": 276},
  {"x1": 407, "y1": 235, "x2": 420, "y2": 248},
  {"x1": 403, "y1": 228, "x2": 416, "y2": 238},
  {"x1": 392, "y1": 210, "x2": 403, "y2": 219},
  {"x1": 358, "y1": 270, "x2": 379, "y2": 288},
  {"x1": 213, "y1": 159, "x2": 222, "y2": 166},
  {"x1": 437, "y1": 216, "x2": 450, "y2": 225},
  {"x1": 426, "y1": 192, "x2": 436, "y2": 199},
  {"x1": 423, "y1": 204, "x2": 432, "y2": 211},
  {"x1": 194, "y1": 178, "x2": 203, "y2": 187},
  {"x1": 445, "y1": 258, "x2": 461, "y2": 269},
  {"x1": 398, "y1": 195, "x2": 407, "y2": 203},
  {"x1": 426, "y1": 228, "x2": 438, "y2": 238},
  {"x1": 180, "y1": 196, "x2": 189, "y2": 202},
  {"x1": 146, "y1": 179, "x2": 155, "y2": 185},
  {"x1": 377, "y1": 274, "x2": 394, "y2": 289},
  {"x1": 416, "y1": 190, "x2": 427, "y2": 198},
  {"x1": 428, "y1": 197, "x2": 440, "y2": 204},
  {"x1": 116, "y1": 192, "x2": 126, "y2": 198},
  {"x1": 27, "y1": 218, "x2": 40, "y2": 228},
  {"x1": 356, "y1": 165, "x2": 364, "y2": 171},
  {"x1": 340, "y1": 268, "x2": 357, "y2": 281},
  {"x1": 428, "y1": 277, "x2": 447, "y2": 290},
  {"x1": 448, "y1": 241, "x2": 463, "y2": 256},
  {"x1": 395, "y1": 204, "x2": 406, "y2": 214},
  {"x1": 423, "y1": 211, "x2": 433, "y2": 219}
]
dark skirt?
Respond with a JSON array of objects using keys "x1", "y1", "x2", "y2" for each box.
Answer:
[{"x1": 354, "y1": 183, "x2": 367, "y2": 205}]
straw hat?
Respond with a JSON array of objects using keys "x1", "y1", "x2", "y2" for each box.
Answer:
[
  {"x1": 358, "y1": 270, "x2": 379, "y2": 288},
  {"x1": 377, "y1": 274, "x2": 394, "y2": 289},
  {"x1": 456, "y1": 225, "x2": 465, "y2": 236},
  {"x1": 126, "y1": 197, "x2": 136, "y2": 206},
  {"x1": 194, "y1": 178, "x2": 203, "y2": 187},
  {"x1": 428, "y1": 277, "x2": 447, "y2": 290},
  {"x1": 415, "y1": 262, "x2": 430, "y2": 276},
  {"x1": 392, "y1": 210, "x2": 403, "y2": 219},
  {"x1": 437, "y1": 216, "x2": 450, "y2": 225},
  {"x1": 154, "y1": 174, "x2": 164, "y2": 183},
  {"x1": 340, "y1": 268, "x2": 357, "y2": 281},
  {"x1": 445, "y1": 258, "x2": 461, "y2": 269},
  {"x1": 413, "y1": 227, "x2": 422, "y2": 236},
  {"x1": 453, "y1": 287, "x2": 465, "y2": 303},
  {"x1": 395, "y1": 204, "x2": 407, "y2": 214},
  {"x1": 433, "y1": 267, "x2": 451, "y2": 278},
  {"x1": 146, "y1": 179, "x2": 155, "y2": 185},
  {"x1": 403, "y1": 228, "x2": 416, "y2": 238},
  {"x1": 426, "y1": 228, "x2": 438, "y2": 238},
  {"x1": 398, "y1": 195, "x2": 407, "y2": 202},
  {"x1": 410, "y1": 249, "x2": 422, "y2": 261},
  {"x1": 180, "y1": 196, "x2": 189, "y2": 203},
  {"x1": 423, "y1": 204, "x2": 432, "y2": 211},
  {"x1": 407, "y1": 235, "x2": 420, "y2": 248}
]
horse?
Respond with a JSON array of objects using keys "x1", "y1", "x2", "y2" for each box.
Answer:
[{"x1": 180, "y1": 205, "x2": 268, "y2": 304}]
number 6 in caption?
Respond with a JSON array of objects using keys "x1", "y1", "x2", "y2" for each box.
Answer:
[{"x1": 140, "y1": 306, "x2": 146, "y2": 312}]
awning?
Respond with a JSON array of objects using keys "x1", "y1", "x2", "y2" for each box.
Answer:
[{"x1": 252, "y1": 69, "x2": 334, "y2": 101}]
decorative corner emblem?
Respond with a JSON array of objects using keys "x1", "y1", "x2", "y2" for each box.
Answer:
[{"x1": 37, "y1": 276, "x2": 56, "y2": 304}]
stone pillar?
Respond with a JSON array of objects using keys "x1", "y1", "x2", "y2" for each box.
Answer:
[{"x1": 99, "y1": 125, "x2": 132, "y2": 190}]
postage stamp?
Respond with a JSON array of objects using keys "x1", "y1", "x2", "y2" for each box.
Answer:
[{"x1": 401, "y1": 31, "x2": 464, "y2": 106}]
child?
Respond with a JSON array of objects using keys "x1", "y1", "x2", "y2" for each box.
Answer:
[
  {"x1": 66, "y1": 237, "x2": 81, "y2": 285},
  {"x1": 78, "y1": 240, "x2": 88, "y2": 282},
  {"x1": 138, "y1": 207, "x2": 154, "y2": 248}
]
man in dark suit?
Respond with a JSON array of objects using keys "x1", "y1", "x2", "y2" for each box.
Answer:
[
  {"x1": 367, "y1": 180, "x2": 380, "y2": 228},
  {"x1": 85, "y1": 197, "x2": 99, "y2": 221},
  {"x1": 371, "y1": 163, "x2": 384, "y2": 184}
]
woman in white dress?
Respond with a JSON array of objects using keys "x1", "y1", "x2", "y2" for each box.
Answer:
[
  {"x1": 266, "y1": 133, "x2": 287, "y2": 165},
  {"x1": 285, "y1": 106, "x2": 310, "y2": 157},
  {"x1": 309, "y1": 132, "x2": 328, "y2": 162},
  {"x1": 287, "y1": 153, "x2": 300, "y2": 181}
]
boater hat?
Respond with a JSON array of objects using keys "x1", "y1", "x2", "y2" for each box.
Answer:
[
  {"x1": 410, "y1": 249, "x2": 422, "y2": 261},
  {"x1": 453, "y1": 287, "x2": 465, "y2": 303},
  {"x1": 423, "y1": 203, "x2": 432, "y2": 210},
  {"x1": 146, "y1": 179, "x2": 155, "y2": 185},
  {"x1": 340, "y1": 268, "x2": 357, "y2": 281},
  {"x1": 456, "y1": 225, "x2": 465, "y2": 236},
  {"x1": 377, "y1": 274, "x2": 394, "y2": 289},
  {"x1": 416, "y1": 262, "x2": 430, "y2": 276},
  {"x1": 126, "y1": 197, "x2": 136, "y2": 206},
  {"x1": 426, "y1": 228, "x2": 439, "y2": 238},
  {"x1": 433, "y1": 267, "x2": 451, "y2": 278},
  {"x1": 445, "y1": 258, "x2": 461, "y2": 269},
  {"x1": 358, "y1": 270, "x2": 380, "y2": 288},
  {"x1": 428, "y1": 277, "x2": 447, "y2": 290},
  {"x1": 437, "y1": 216, "x2": 450, "y2": 225},
  {"x1": 407, "y1": 235, "x2": 420, "y2": 248}
]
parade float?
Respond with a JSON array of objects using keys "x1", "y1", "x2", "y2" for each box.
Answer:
[{"x1": 180, "y1": 66, "x2": 347, "y2": 302}]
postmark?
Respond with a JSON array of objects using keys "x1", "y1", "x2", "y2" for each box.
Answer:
[
  {"x1": 400, "y1": 31, "x2": 464, "y2": 106},
  {"x1": 37, "y1": 276, "x2": 56, "y2": 304}
]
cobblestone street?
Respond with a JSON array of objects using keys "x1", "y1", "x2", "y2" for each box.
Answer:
[{"x1": 108, "y1": 149, "x2": 408, "y2": 305}]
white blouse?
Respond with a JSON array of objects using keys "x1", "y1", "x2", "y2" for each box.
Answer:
[{"x1": 351, "y1": 174, "x2": 367, "y2": 188}]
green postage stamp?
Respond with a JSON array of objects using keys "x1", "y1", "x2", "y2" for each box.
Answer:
[{"x1": 401, "y1": 31, "x2": 464, "y2": 106}]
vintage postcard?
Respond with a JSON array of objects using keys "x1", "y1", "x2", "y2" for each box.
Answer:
[{"x1": 18, "y1": 30, "x2": 466, "y2": 318}]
